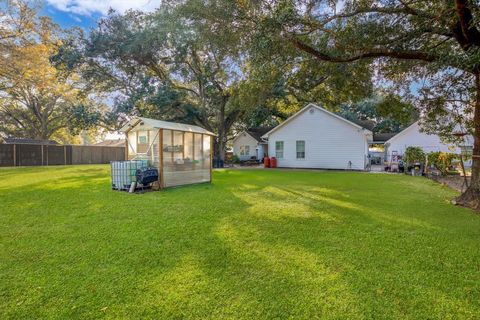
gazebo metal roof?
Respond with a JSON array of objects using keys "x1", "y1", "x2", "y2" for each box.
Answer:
[{"x1": 120, "y1": 117, "x2": 215, "y2": 136}]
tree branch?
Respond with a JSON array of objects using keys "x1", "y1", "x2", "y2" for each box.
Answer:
[
  {"x1": 288, "y1": 37, "x2": 437, "y2": 63},
  {"x1": 454, "y1": 0, "x2": 480, "y2": 49},
  {"x1": 315, "y1": 4, "x2": 433, "y2": 27}
]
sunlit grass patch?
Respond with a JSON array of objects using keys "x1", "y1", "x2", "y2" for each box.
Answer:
[{"x1": 1, "y1": 165, "x2": 480, "y2": 319}]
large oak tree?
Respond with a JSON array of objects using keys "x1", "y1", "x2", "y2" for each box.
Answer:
[
  {"x1": 62, "y1": 8, "x2": 254, "y2": 160},
  {"x1": 0, "y1": 1, "x2": 102, "y2": 142}
]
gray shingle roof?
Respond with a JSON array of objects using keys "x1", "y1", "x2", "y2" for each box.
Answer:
[
  {"x1": 372, "y1": 133, "x2": 397, "y2": 142},
  {"x1": 246, "y1": 127, "x2": 275, "y2": 142},
  {"x1": 349, "y1": 119, "x2": 377, "y2": 131}
]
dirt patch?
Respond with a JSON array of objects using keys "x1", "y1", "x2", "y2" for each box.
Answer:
[{"x1": 428, "y1": 174, "x2": 470, "y2": 192}]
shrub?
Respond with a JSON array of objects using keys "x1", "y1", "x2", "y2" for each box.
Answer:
[
  {"x1": 427, "y1": 151, "x2": 457, "y2": 175},
  {"x1": 231, "y1": 154, "x2": 240, "y2": 164},
  {"x1": 404, "y1": 146, "x2": 425, "y2": 166}
]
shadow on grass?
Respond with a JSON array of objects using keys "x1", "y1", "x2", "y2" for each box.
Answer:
[{"x1": 1, "y1": 168, "x2": 480, "y2": 319}]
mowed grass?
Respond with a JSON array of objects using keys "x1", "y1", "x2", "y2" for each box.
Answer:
[{"x1": 1, "y1": 165, "x2": 480, "y2": 319}]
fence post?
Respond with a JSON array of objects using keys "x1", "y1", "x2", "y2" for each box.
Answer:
[
  {"x1": 41, "y1": 145, "x2": 44, "y2": 166},
  {"x1": 64, "y1": 145, "x2": 67, "y2": 165},
  {"x1": 13, "y1": 144, "x2": 16, "y2": 166}
]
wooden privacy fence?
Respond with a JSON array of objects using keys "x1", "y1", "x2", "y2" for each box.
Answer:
[{"x1": 0, "y1": 144, "x2": 125, "y2": 167}]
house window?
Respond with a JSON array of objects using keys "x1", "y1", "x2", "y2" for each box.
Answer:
[
  {"x1": 275, "y1": 141, "x2": 284, "y2": 159},
  {"x1": 240, "y1": 145, "x2": 250, "y2": 156},
  {"x1": 296, "y1": 140, "x2": 305, "y2": 159}
]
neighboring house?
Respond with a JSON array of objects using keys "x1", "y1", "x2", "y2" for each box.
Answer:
[
  {"x1": 93, "y1": 139, "x2": 126, "y2": 147},
  {"x1": 261, "y1": 103, "x2": 373, "y2": 170},
  {"x1": 2, "y1": 138, "x2": 59, "y2": 145},
  {"x1": 233, "y1": 127, "x2": 272, "y2": 161},
  {"x1": 384, "y1": 121, "x2": 473, "y2": 163}
]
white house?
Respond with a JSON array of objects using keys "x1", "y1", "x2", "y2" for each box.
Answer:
[
  {"x1": 233, "y1": 128, "x2": 271, "y2": 161},
  {"x1": 384, "y1": 121, "x2": 473, "y2": 163},
  {"x1": 261, "y1": 103, "x2": 373, "y2": 170}
]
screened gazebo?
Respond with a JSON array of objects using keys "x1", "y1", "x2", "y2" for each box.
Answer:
[{"x1": 120, "y1": 117, "x2": 215, "y2": 188}]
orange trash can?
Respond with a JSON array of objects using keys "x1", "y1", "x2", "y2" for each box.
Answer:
[
  {"x1": 270, "y1": 157, "x2": 277, "y2": 168},
  {"x1": 263, "y1": 157, "x2": 270, "y2": 168}
]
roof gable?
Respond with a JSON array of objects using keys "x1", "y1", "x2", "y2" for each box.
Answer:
[
  {"x1": 261, "y1": 103, "x2": 372, "y2": 138},
  {"x1": 247, "y1": 127, "x2": 275, "y2": 141},
  {"x1": 385, "y1": 121, "x2": 419, "y2": 144},
  {"x1": 232, "y1": 131, "x2": 258, "y2": 144},
  {"x1": 234, "y1": 127, "x2": 274, "y2": 143},
  {"x1": 120, "y1": 117, "x2": 215, "y2": 135}
]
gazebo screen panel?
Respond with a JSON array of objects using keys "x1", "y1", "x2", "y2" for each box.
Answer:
[{"x1": 162, "y1": 129, "x2": 211, "y2": 187}]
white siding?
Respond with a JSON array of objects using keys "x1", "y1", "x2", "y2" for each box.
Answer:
[
  {"x1": 267, "y1": 107, "x2": 369, "y2": 170},
  {"x1": 233, "y1": 132, "x2": 259, "y2": 160},
  {"x1": 386, "y1": 122, "x2": 462, "y2": 162}
]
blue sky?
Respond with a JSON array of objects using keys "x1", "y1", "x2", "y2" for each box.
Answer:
[
  {"x1": 41, "y1": 6, "x2": 99, "y2": 29},
  {"x1": 41, "y1": 0, "x2": 160, "y2": 30}
]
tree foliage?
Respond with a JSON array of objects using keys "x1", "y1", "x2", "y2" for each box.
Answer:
[
  {"x1": 0, "y1": 1, "x2": 102, "y2": 141},
  {"x1": 338, "y1": 94, "x2": 418, "y2": 133},
  {"x1": 427, "y1": 152, "x2": 458, "y2": 175},
  {"x1": 59, "y1": 5, "x2": 298, "y2": 158},
  {"x1": 404, "y1": 146, "x2": 426, "y2": 166}
]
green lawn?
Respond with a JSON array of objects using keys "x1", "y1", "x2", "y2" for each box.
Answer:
[{"x1": 1, "y1": 165, "x2": 480, "y2": 319}]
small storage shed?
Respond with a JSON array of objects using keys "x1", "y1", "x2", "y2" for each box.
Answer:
[{"x1": 120, "y1": 117, "x2": 215, "y2": 188}]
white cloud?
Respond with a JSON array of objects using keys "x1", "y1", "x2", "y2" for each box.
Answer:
[
  {"x1": 46, "y1": 0, "x2": 160, "y2": 16},
  {"x1": 68, "y1": 14, "x2": 82, "y2": 22}
]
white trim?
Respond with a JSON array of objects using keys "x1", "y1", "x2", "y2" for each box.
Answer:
[{"x1": 261, "y1": 103, "x2": 372, "y2": 139}]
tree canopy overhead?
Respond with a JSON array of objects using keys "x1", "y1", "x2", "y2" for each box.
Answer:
[
  {"x1": 338, "y1": 93, "x2": 419, "y2": 134},
  {"x1": 61, "y1": 6, "x2": 252, "y2": 159}
]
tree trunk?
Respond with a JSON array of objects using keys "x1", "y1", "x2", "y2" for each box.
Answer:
[
  {"x1": 214, "y1": 134, "x2": 226, "y2": 161},
  {"x1": 214, "y1": 100, "x2": 227, "y2": 165},
  {"x1": 455, "y1": 71, "x2": 480, "y2": 210}
]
